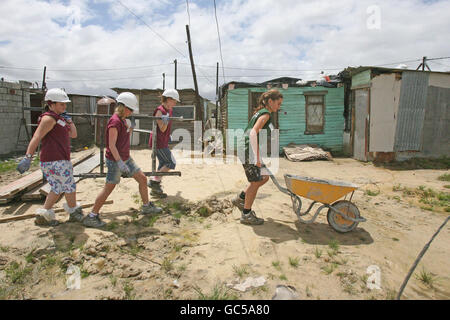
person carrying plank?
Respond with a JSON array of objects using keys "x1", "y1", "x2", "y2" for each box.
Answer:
[
  {"x1": 16, "y1": 88, "x2": 85, "y2": 226},
  {"x1": 147, "y1": 89, "x2": 179, "y2": 198},
  {"x1": 85, "y1": 92, "x2": 162, "y2": 228}
]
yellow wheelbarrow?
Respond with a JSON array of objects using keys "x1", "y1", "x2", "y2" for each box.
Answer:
[{"x1": 265, "y1": 167, "x2": 366, "y2": 233}]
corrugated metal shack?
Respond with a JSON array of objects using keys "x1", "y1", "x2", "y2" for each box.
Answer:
[
  {"x1": 348, "y1": 67, "x2": 450, "y2": 161},
  {"x1": 111, "y1": 88, "x2": 206, "y2": 150},
  {"x1": 218, "y1": 77, "x2": 346, "y2": 154}
]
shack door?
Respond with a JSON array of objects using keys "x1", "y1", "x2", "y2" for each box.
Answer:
[{"x1": 353, "y1": 89, "x2": 370, "y2": 161}]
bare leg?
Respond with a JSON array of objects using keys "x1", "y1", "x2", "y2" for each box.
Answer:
[
  {"x1": 133, "y1": 171, "x2": 149, "y2": 204},
  {"x1": 244, "y1": 176, "x2": 269, "y2": 209},
  {"x1": 92, "y1": 183, "x2": 116, "y2": 214},
  {"x1": 151, "y1": 166, "x2": 170, "y2": 182},
  {"x1": 43, "y1": 192, "x2": 61, "y2": 210},
  {"x1": 64, "y1": 192, "x2": 77, "y2": 208}
]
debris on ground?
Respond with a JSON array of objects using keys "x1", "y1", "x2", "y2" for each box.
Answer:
[
  {"x1": 271, "y1": 285, "x2": 299, "y2": 300},
  {"x1": 283, "y1": 144, "x2": 332, "y2": 162}
]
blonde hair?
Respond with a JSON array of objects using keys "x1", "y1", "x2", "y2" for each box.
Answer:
[
  {"x1": 254, "y1": 89, "x2": 283, "y2": 114},
  {"x1": 114, "y1": 104, "x2": 127, "y2": 119}
]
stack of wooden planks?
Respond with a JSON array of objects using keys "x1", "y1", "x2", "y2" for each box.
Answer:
[{"x1": 0, "y1": 150, "x2": 100, "y2": 204}]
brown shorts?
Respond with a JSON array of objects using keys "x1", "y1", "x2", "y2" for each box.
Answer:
[{"x1": 243, "y1": 163, "x2": 263, "y2": 182}]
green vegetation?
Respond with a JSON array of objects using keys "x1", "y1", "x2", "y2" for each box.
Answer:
[
  {"x1": 377, "y1": 157, "x2": 450, "y2": 170},
  {"x1": 5, "y1": 261, "x2": 32, "y2": 284},
  {"x1": 415, "y1": 268, "x2": 437, "y2": 288},
  {"x1": 314, "y1": 247, "x2": 323, "y2": 259},
  {"x1": 392, "y1": 184, "x2": 449, "y2": 211},
  {"x1": 288, "y1": 257, "x2": 300, "y2": 268},
  {"x1": 437, "y1": 173, "x2": 450, "y2": 182},
  {"x1": 123, "y1": 281, "x2": 135, "y2": 300},
  {"x1": 271, "y1": 261, "x2": 281, "y2": 271},
  {"x1": 194, "y1": 283, "x2": 238, "y2": 300},
  {"x1": 232, "y1": 264, "x2": 249, "y2": 279},
  {"x1": 365, "y1": 189, "x2": 380, "y2": 196}
]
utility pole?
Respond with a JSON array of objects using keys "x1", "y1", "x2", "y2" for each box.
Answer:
[
  {"x1": 174, "y1": 59, "x2": 177, "y2": 89},
  {"x1": 185, "y1": 24, "x2": 203, "y2": 125},
  {"x1": 216, "y1": 62, "x2": 219, "y2": 129},
  {"x1": 416, "y1": 56, "x2": 431, "y2": 71},
  {"x1": 163, "y1": 73, "x2": 165, "y2": 90},
  {"x1": 42, "y1": 66, "x2": 47, "y2": 91}
]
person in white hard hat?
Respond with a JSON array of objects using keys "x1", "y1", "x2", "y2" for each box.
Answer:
[
  {"x1": 147, "y1": 89, "x2": 180, "y2": 198},
  {"x1": 16, "y1": 88, "x2": 85, "y2": 226},
  {"x1": 85, "y1": 92, "x2": 162, "y2": 228}
]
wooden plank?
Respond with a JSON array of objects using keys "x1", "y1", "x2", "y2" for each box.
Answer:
[
  {"x1": 0, "y1": 200, "x2": 113, "y2": 224},
  {"x1": 0, "y1": 169, "x2": 43, "y2": 199},
  {"x1": 21, "y1": 150, "x2": 95, "y2": 201},
  {"x1": 39, "y1": 154, "x2": 100, "y2": 196}
]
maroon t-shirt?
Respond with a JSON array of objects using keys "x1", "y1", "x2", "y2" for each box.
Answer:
[
  {"x1": 105, "y1": 113, "x2": 130, "y2": 161},
  {"x1": 39, "y1": 111, "x2": 71, "y2": 162},
  {"x1": 153, "y1": 105, "x2": 172, "y2": 149}
]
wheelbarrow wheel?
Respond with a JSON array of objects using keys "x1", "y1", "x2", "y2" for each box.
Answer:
[{"x1": 327, "y1": 200, "x2": 360, "y2": 233}]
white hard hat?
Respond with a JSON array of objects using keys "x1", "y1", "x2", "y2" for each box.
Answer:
[
  {"x1": 162, "y1": 88, "x2": 180, "y2": 102},
  {"x1": 116, "y1": 92, "x2": 138, "y2": 111},
  {"x1": 44, "y1": 88, "x2": 71, "y2": 103}
]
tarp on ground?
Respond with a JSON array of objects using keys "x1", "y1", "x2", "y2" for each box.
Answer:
[{"x1": 283, "y1": 144, "x2": 332, "y2": 162}]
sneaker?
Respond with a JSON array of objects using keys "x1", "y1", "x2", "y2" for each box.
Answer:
[
  {"x1": 232, "y1": 192, "x2": 245, "y2": 211},
  {"x1": 149, "y1": 180, "x2": 167, "y2": 198},
  {"x1": 240, "y1": 210, "x2": 264, "y2": 225},
  {"x1": 35, "y1": 215, "x2": 60, "y2": 227},
  {"x1": 35, "y1": 208, "x2": 59, "y2": 226},
  {"x1": 141, "y1": 203, "x2": 163, "y2": 215},
  {"x1": 83, "y1": 215, "x2": 107, "y2": 229},
  {"x1": 68, "y1": 207, "x2": 85, "y2": 223}
]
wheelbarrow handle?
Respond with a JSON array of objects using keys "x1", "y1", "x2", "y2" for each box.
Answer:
[{"x1": 262, "y1": 165, "x2": 291, "y2": 195}]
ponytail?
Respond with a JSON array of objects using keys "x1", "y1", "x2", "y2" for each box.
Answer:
[{"x1": 254, "y1": 89, "x2": 283, "y2": 114}]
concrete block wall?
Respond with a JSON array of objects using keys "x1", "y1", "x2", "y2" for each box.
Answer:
[{"x1": 0, "y1": 81, "x2": 31, "y2": 157}]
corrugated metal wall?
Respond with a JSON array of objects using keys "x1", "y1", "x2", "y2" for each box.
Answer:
[
  {"x1": 394, "y1": 71, "x2": 429, "y2": 151},
  {"x1": 351, "y1": 69, "x2": 371, "y2": 88},
  {"x1": 422, "y1": 86, "x2": 450, "y2": 156},
  {"x1": 226, "y1": 86, "x2": 345, "y2": 152}
]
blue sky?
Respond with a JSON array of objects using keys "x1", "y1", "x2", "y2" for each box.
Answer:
[{"x1": 0, "y1": 0, "x2": 449, "y2": 100}]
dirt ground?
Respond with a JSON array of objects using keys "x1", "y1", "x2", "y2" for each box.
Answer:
[{"x1": 0, "y1": 147, "x2": 449, "y2": 300}]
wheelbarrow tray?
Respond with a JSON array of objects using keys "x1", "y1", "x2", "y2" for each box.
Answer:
[{"x1": 284, "y1": 174, "x2": 358, "y2": 204}]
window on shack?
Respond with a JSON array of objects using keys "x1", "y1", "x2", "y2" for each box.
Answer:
[{"x1": 304, "y1": 91, "x2": 327, "y2": 134}]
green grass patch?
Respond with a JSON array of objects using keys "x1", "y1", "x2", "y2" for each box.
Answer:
[
  {"x1": 365, "y1": 189, "x2": 380, "y2": 196},
  {"x1": 194, "y1": 283, "x2": 238, "y2": 300},
  {"x1": 438, "y1": 173, "x2": 450, "y2": 182},
  {"x1": 5, "y1": 261, "x2": 32, "y2": 284},
  {"x1": 321, "y1": 263, "x2": 338, "y2": 275},
  {"x1": 123, "y1": 281, "x2": 135, "y2": 300},
  {"x1": 415, "y1": 268, "x2": 437, "y2": 288},
  {"x1": 288, "y1": 257, "x2": 300, "y2": 268},
  {"x1": 272, "y1": 261, "x2": 281, "y2": 271},
  {"x1": 232, "y1": 264, "x2": 250, "y2": 279},
  {"x1": 376, "y1": 157, "x2": 450, "y2": 170},
  {"x1": 314, "y1": 247, "x2": 323, "y2": 259}
]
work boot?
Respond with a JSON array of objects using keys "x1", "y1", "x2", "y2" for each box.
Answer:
[
  {"x1": 232, "y1": 192, "x2": 245, "y2": 211},
  {"x1": 141, "y1": 203, "x2": 163, "y2": 215},
  {"x1": 64, "y1": 202, "x2": 85, "y2": 223},
  {"x1": 240, "y1": 210, "x2": 264, "y2": 225},
  {"x1": 149, "y1": 180, "x2": 167, "y2": 198},
  {"x1": 83, "y1": 215, "x2": 107, "y2": 229},
  {"x1": 35, "y1": 208, "x2": 60, "y2": 227}
]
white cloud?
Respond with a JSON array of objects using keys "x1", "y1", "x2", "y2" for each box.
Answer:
[{"x1": 0, "y1": 0, "x2": 449, "y2": 100}]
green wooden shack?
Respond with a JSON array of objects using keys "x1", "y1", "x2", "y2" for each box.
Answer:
[{"x1": 218, "y1": 77, "x2": 346, "y2": 155}]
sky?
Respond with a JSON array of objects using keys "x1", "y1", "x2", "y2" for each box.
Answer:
[{"x1": 0, "y1": 0, "x2": 449, "y2": 102}]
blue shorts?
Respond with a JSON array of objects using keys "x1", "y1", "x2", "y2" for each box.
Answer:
[
  {"x1": 106, "y1": 158, "x2": 141, "y2": 184},
  {"x1": 155, "y1": 148, "x2": 176, "y2": 170}
]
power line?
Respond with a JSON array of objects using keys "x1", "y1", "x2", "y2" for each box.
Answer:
[
  {"x1": 49, "y1": 63, "x2": 172, "y2": 72},
  {"x1": 213, "y1": 0, "x2": 226, "y2": 83},
  {"x1": 115, "y1": 0, "x2": 186, "y2": 58}
]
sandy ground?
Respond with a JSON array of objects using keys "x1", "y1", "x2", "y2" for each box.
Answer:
[{"x1": 0, "y1": 147, "x2": 449, "y2": 300}]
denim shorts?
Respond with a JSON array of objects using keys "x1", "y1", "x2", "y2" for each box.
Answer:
[
  {"x1": 106, "y1": 158, "x2": 141, "y2": 184},
  {"x1": 155, "y1": 148, "x2": 176, "y2": 170},
  {"x1": 40, "y1": 160, "x2": 76, "y2": 195}
]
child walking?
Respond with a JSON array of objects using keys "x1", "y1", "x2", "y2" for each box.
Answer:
[
  {"x1": 17, "y1": 88, "x2": 85, "y2": 226},
  {"x1": 232, "y1": 89, "x2": 283, "y2": 225},
  {"x1": 85, "y1": 92, "x2": 162, "y2": 228},
  {"x1": 148, "y1": 89, "x2": 179, "y2": 198}
]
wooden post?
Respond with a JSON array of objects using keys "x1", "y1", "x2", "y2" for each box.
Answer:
[
  {"x1": 185, "y1": 25, "x2": 203, "y2": 125},
  {"x1": 163, "y1": 73, "x2": 166, "y2": 90},
  {"x1": 42, "y1": 66, "x2": 47, "y2": 91},
  {"x1": 174, "y1": 59, "x2": 177, "y2": 89},
  {"x1": 216, "y1": 62, "x2": 219, "y2": 129}
]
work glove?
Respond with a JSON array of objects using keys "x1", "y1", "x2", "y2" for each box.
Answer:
[
  {"x1": 60, "y1": 112, "x2": 72, "y2": 123},
  {"x1": 117, "y1": 159, "x2": 130, "y2": 176},
  {"x1": 17, "y1": 157, "x2": 31, "y2": 174},
  {"x1": 161, "y1": 114, "x2": 170, "y2": 125},
  {"x1": 129, "y1": 116, "x2": 136, "y2": 129}
]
